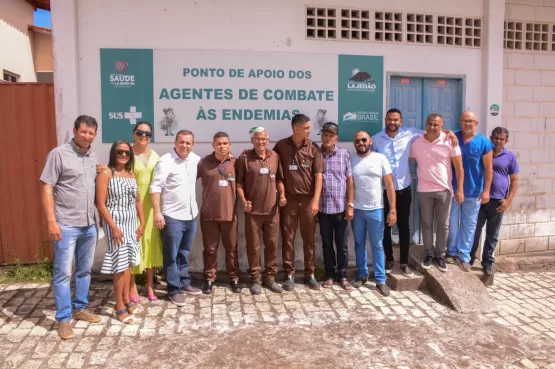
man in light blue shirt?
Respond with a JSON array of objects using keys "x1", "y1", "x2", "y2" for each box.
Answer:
[
  {"x1": 447, "y1": 110, "x2": 493, "y2": 272},
  {"x1": 372, "y1": 109, "x2": 420, "y2": 277}
]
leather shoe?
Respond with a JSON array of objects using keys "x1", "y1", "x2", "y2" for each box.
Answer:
[
  {"x1": 230, "y1": 280, "x2": 244, "y2": 293},
  {"x1": 202, "y1": 280, "x2": 213, "y2": 294}
]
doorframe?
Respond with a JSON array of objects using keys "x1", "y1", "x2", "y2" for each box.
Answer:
[{"x1": 386, "y1": 72, "x2": 467, "y2": 125}]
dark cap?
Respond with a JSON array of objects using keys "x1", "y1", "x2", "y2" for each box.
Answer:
[{"x1": 322, "y1": 122, "x2": 338, "y2": 134}]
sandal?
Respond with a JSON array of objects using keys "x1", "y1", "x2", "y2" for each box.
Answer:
[
  {"x1": 114, "y1": 308, "x2": 133, "y2": 324},
  {"x1": 129, "y1": 296, "x2": 141, "y2": 304},
  {"x1": 322, "y1": 278, "x2": 334, "y2": 288},
  {"x1": 125, "y1": 301, "x2": 137, "y2": 314},
  {"x1": 340, "y1": 278, "x2": 353, "y2": 291},
  {"x1": 147, "y1": 293, "x2": 158, "y2": 302}
]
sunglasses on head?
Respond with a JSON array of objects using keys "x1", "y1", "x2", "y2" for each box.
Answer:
[
  {"x1": 116, "y1": 149, "x2": 131, "y2": 157},
  {"x1": 354, "y1": 138, "x2": 368, "y2": 144},
  {"x1": 135, "y1": 130, "x2": 152, "y2": 138}
]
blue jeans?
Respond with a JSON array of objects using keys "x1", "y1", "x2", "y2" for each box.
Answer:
[
  {"x1": 162, "y1": 216, "x2": 197, "y2": 296},
  {"x1": 447, "y1": 197, "x2": 481, "y2": 262},
  {"x1": 53, "y1": 224, "x2": 97, "y2": 322},
  {"x1": 352, "y1": 209, "x2": 386, "y2": 283}
]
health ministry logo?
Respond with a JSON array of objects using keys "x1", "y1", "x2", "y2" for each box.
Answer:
[
  {"x1": 347, "y1": 68, "x2": 377, "y2": 92},
  {"x1": 343, "y1": 112, "x2": 357, "y2": 121},
  {"x1": 109, "y1": 60, "x2": 135, "y2": 88}
]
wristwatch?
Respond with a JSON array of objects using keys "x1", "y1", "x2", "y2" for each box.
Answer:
[
  {"x1": 348, "y1": 202, "x2": 354, "y2": 208},
  {"x1": 389, "y1": 210, "x2": 398, "y2": 215}
]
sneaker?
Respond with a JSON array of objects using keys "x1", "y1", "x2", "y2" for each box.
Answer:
[
  {"x1": 57, "y1": 321, "x2": 75, "y2": 340},
  {"x1": 352, "y1": 276, "x2": 368, "y2": 289},
  {"x1": 435, "y1": 257, "x2": 447, "y2": 272},
  {"x1": 250, "y1": 281, "x2": 262, "y2": 295},
  {"x1": 230, "y1": 280, "x2": 244, "y2": 293},
  {"x1": 182, "y1": 285, "x2": 202, "y2": 295},
  {"x1": 263, "y1": 279, "x2": 283, "y2": 293},
  {"x1": 202, "y1": 280, "x2": 213, "y2": 295},
  {"x1": 445, "y1": 255, "x2": 456, "y2": 264},
  {"x1": 283, "y1": 274, "x2": 295, "y2": 292},
  {"x1": 376, "y1": 283, "x2": 391, "y2": 297},
  {"x1": 459, "y1": 260, "x2": 471, "y2": 272},
  {"x1": 400, "y1": 265, "x2": 414, "y2": 277},
  {"x1": 304, "y1": 275, "x2": 320, "y2": 290},
  {"x1": 72, "y1": 309, "x2": 101, "y2": 323},
  {"x1": 385, "y1": 261, "x2": 394, "y2": 273},
  {"x1": 169, "y1": 293, "x2": 187, "y2": 307},
  {"x1": 421, "y1": 255, "x2": 434, "y2": 270},
  {"x1": 483, "y1": 264, "x2": 494, "y2": 276}
]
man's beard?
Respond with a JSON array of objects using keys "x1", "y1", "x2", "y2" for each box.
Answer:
[
  {"x1": 356, "y1": 146, "x2": 370, "y2": 154},
  {"x1": 386, "y1": 124, "x2": 399, "y2": 133}
]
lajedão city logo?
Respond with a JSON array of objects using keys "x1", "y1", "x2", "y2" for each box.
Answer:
[
  {"x1": 109, "y1": 60, "x2": 135, "y2": 88},
  {"x1": 347, "y1": 68, "x2": 377, "y2": 92}
]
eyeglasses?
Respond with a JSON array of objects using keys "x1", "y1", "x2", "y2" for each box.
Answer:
[
  {"x1": 116, "y1": 149, "x2": 131, "y2": 157},
  {"x1": 354, "y1": 138, "x2": 368, "y2": 144},
  {"x1": 460, "y1": 119, "x2": 476, "y2": 125},
  {"x1": 135, "y1": 130, "x2": 152, "y2": 138}
]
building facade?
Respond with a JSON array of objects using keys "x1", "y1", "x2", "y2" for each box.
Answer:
[{"x1": 49, "y1": 0, "x2": 554, "y2": 272}]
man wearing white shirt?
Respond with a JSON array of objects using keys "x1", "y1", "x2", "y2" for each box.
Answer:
[
  {"x1": 351, "y1": 131, "x2": 397, "y2": 296},
  {"x1": 151, "y1": 130, "x2": 201, "y2": 306}
]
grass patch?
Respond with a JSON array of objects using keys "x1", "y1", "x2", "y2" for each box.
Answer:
[{"x1": 0, "y1": 257, "x2": 53, "y2": 284}]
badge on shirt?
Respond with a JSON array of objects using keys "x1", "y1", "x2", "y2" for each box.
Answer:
[
  {"x1": 301, "y1": 159, "x2": 310, "y2": 168},
  {"x1": 218, "y1": 180, "x2": 229, "y2": 187},
  {"x1": 289, "y1": 164, "x2": 298, "y2": 171},
  {"x1": 260, "y1": 167, "x2": 269, "y2": 175},
  {"x1": 227, "y1": 173, "x2": 235, "y2": 182}
]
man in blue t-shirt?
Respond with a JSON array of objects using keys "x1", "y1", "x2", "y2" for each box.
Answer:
[
  {"x1": 447, "y1": 110, "x2": 493, "y2": 272},
  {"x1": 471, "y1": 127, "x2": 519, "y2": 276}
]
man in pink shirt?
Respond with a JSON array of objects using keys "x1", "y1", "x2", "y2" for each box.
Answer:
[{"x1": 410, "y1": 113, "x2": 464, "y2": 272}]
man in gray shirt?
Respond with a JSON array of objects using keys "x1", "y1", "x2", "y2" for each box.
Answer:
[{"x1": 40, "y1": 115, "x2": 102, "y2": 340}]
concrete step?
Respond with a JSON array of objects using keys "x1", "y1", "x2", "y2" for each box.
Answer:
[
  {"x1": 386, "y1": 263, "x2": 425, "y2": 291},
  {"x1": 409, "y1": 244, "x2": 498, "y2": 314}
]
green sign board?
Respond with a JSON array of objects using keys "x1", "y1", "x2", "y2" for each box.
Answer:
[{"x1": 100, "y1": 49, "x2": 384, "y2": 143}]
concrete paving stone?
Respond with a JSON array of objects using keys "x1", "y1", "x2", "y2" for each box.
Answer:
[
  {"x1": 32, "y1": 341, "x2": 56, "y2": 359},
  {"x1": 29, "y1": 326, "x2": 49, "y2": 336},
  {"x1": 6, "y1": 328, "x2": 31, "y2": 343},
  {"x1": 66, "y1": 353, "x2": 86, "y2": 369},
  {"x1": 105, "y1": 325, "x2": 122, "y2": 336}
]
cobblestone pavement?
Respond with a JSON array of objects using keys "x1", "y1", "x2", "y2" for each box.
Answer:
[{"x1": 0, "y1": 272, "x2": 554, "y2": 368}]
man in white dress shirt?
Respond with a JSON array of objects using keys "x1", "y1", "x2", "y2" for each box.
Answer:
[{"x1": 151, "y1": 130, "x2": 202, "y2": 306}]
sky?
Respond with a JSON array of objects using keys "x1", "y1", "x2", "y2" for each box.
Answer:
[{"x1": 34, "y1": 9, "x2": 51, "y2": 28}]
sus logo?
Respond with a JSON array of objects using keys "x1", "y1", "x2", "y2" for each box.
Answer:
[
  {"x1": 114, "y1": 60, "x2": 128, "y2": 73},
  {"x1": 349, "y1": 70, "x2": 375, "y2": 83},
  {"x1": 315, "y1": 109, "x2": 327, "y2": 135}
]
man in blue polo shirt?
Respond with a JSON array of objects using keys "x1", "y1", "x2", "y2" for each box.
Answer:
[
  {"x1": 471, "y1": 127, "x2": 519, "y2": 275},
  {"x1": 447, "y1": 110, "x2": 493, "y2": 272}
]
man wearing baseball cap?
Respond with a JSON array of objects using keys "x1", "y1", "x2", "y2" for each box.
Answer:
[{"x1": 318, "y1": 122, "x2": 354, "y2": 290}]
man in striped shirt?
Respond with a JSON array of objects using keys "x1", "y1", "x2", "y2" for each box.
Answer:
[{"x1": 318, "y1": 122, "x2": 354, "y2": 290}]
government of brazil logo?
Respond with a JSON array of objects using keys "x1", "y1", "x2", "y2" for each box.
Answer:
[
  {"x1": 109, "y1": 60, "x2": 135, "y2": 88},
  {"x1": 347, "y1": 68, "x2": 377, "y2": 92},
  {"x1": 343, "y1": 112, "x2": 357, "y2": 121}
]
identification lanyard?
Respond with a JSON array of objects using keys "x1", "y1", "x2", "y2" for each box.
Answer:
[{"x1": 217, "y1": 161, "x2": 228, "y2": 179}]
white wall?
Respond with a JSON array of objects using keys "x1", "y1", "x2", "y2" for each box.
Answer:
[
  {"x1": 498, "y1": 0, "x2": 555, "y2": 255},
  {"x1": 53, "y1": 0, "x2": 498, "y2": 274},
  {"x1": 0, "y1": 0, "x2": 37, "y2": 82}
]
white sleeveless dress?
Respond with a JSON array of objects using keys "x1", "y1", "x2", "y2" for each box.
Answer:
[{"x1": 101, "y1": 175, "x2": 141, "y2": 274}]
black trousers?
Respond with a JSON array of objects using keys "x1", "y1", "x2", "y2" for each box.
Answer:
[
  {"x1": 383, "y1": 187, "x2": 412, "y2": 265},
  {"x1": 471, "y1": 199, "x2": 504, "y2": 267},
  {"x1": 317, "y1": 211, "x2": 349, "y2": 280}
]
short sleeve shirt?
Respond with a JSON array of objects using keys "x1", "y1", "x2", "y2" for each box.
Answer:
[
  {"x1": 491, "y1": 148, "x2": 519, "y2": 200},
  {"x1": 410, "y1": 132, "x2": 461, "y2": 193},
  {"x1": 351, "y1": 152, "x2": 392, "y2": 210},
  {"x1": 235, "y1": 149, "x2": 283, "y2": 216},
  {"x1": 197, "y1": 153, "x2": 237, "y2": 221},
  {"x1": 452, "y1": 131, "x2": 493, "y2": 198},
  {"x1": 39, "y1": 140, "x2": 98, "y2": 227},
  {"x1": 273, "y1": 137, "x2": 325, "y2": 197}
]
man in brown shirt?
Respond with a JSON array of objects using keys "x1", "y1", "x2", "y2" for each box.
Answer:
[
  {"x1": 197, "y1": 132, "x2": 242, "y2": 294},
  {"x1": 236, "y1": 127, "x2": 284, "y2": 295},
  {"x1": 273, "y1": 113, "x2": 325, "y2": 291}
]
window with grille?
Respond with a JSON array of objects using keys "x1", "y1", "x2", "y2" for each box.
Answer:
[
  {"x1": 552, "y1": 25, "x2": 555, "y2": 51},
  {"x1": 407, "y1": 13, "x2": 433, "y2": 44},
  {"x1": 340, "y1": 9, "x2": 370, "y2": 40},
  {"x1": 2, "y1": 70, "x2": 19, "y2": 82},
  {"x1": 375, "y1": 11, "x2": 403, "y2": 42},
  {"x1": 504, "y1": 21, "x2": 523, "y2": 50},
  {"x1": 306, "y1": 7, "x2": 337, "y2": 40},
  {"x1": 525, "y1": 23, "x2": 549, "y2": 51}
]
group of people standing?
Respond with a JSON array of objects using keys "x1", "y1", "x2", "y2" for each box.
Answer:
[{"x1": 40, "y1": 109, "x2": 518, "y2": 340}]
